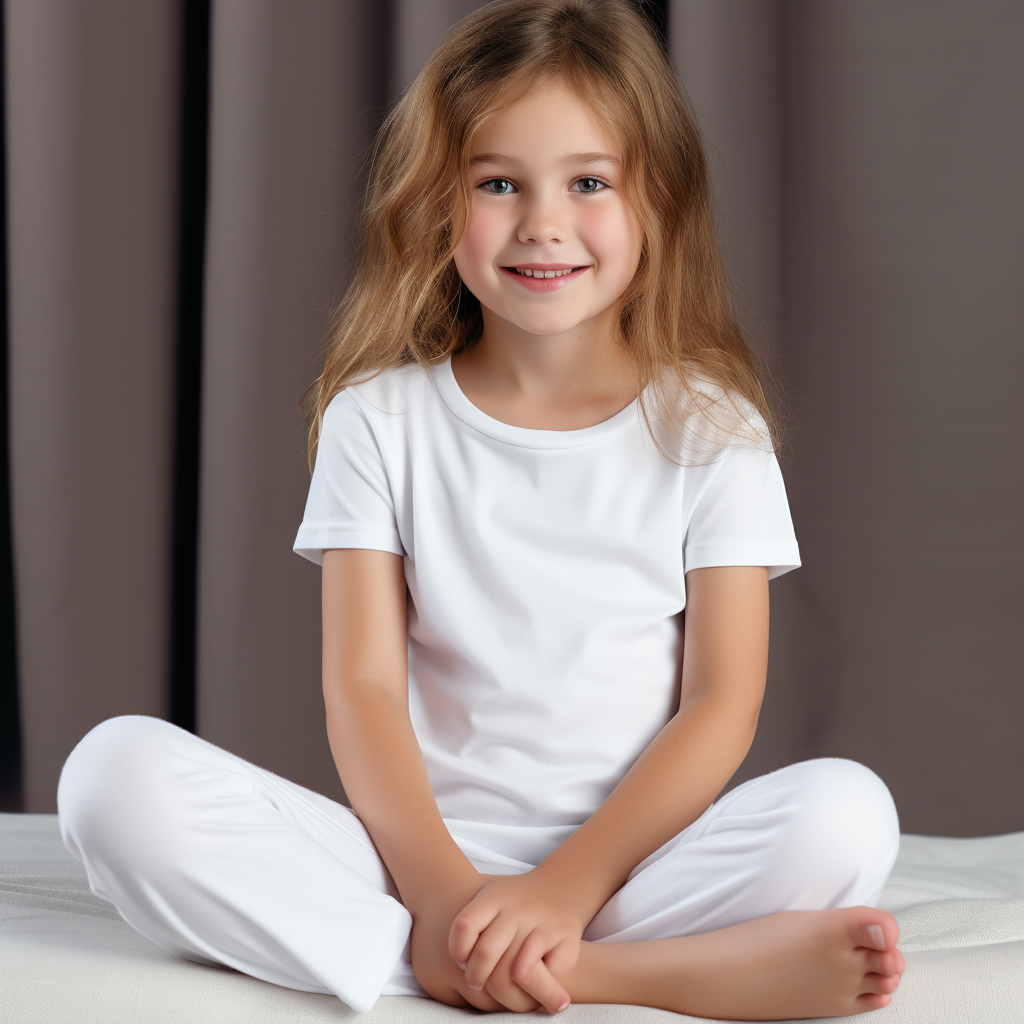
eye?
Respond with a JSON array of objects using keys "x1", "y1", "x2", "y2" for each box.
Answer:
[
  {"x1": 573, "y1": 177, "x2": 608, "y2": 194},
  {"x1": 479, "y1": 178, "x2": 517, "y2": 194}
]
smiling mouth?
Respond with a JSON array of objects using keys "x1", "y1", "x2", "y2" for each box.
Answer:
[{"x1": 505, "y1": 266, "x2": 590, "y2": 278}]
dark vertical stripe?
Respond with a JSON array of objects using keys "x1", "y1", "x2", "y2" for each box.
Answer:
[
  {"x1": 170, "y1": 0, "x2": 211, "y2": 734},
  {"x1": 0, "y1": 6, "x2": 23, "y2": 811}
]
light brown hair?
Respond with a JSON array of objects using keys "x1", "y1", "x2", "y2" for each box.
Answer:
[{"x1": 306, "y1": 0, "x2": 782, "y2": 469}]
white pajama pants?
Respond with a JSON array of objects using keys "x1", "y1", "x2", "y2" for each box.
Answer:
[{"x1": 56, "y1": 716, "x2": 900, "y2": 1014}]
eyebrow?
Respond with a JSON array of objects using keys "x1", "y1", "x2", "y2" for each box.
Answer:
[{"x1": 468, "y1": 151, "x2": 619, "y2": 167}]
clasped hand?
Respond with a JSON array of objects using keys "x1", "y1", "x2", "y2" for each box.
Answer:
[{"x1": 410, "y1": 870, "x2": 583, "y2": 1014}]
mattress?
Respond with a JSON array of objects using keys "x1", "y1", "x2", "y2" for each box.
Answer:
[{"x1": 1, "y1": 813, "x2": 1022, "y2": 1023}]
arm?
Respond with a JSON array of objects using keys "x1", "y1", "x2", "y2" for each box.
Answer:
[
  {"x1": 321, "y1": 547, "x2": 471, "y2": 904},
  {"x1": 321, "y1": 548, "x2": 567, "y2": 1013},
  {"x1": 451, "y1": 565, "x2": 770, "y2": 999}
]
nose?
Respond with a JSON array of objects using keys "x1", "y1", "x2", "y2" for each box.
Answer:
[{"x1": 517, "y1": 187, "x2": 569, "y2": 245}]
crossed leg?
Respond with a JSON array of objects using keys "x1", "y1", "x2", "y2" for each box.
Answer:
[
  {"x1": 58, "y1": 716, "x2": 904, "y2": 1019},
  {"x1": 568, "y1": 908, "x2": 904, "y2": 1019},
  {"x1": 561, "y1": 758, "x2": 904, "y2": 1018}
]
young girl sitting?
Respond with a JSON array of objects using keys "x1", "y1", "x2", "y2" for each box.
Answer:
[{"x1": 57, "y1": 1, "x2": 905, "y2": 1018}]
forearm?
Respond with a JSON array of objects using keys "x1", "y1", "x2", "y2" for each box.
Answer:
[
  {"x1": 325, "y1": 680, "x2": 478, "y2": 911},
  {"x1": 532, "y1": 693, "x2": 758, "y2": 924}
]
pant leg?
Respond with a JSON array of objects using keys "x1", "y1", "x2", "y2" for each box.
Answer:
[
  {"x1": 584, "y1": 757, "x2": 900, "y2": 943},
  {"x1": 57, "y1": 715, "x2": 410, "y2": 1013}
]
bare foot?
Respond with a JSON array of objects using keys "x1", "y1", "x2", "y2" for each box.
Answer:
[{"x1": 567, "y1": 906, "x2": 905, "y2": 1020}]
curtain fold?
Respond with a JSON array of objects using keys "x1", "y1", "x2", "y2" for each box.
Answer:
[
  {"x1": 195, "y1": 0, "x2": 388, "y2": 801},
  {"x1": 671, "y1": 0, "x2": 782, "y2": 348},
  {"x1": 5, "y1": 0, "x2": 1022, "y2": 832},
  {"x1": 759, "y1": 0, "x2": 1024, "y2": 834},
  {"x1": 6, "y1": 0, "x2": 182, "y2": 812}
]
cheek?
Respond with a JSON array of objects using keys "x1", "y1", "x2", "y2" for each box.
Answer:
[
  {"x1": 453, "y1": 202, "x2": 506, "y2": 275},
  {"x1": 584, "y1": 203, "x2": 642, "y2": 273}
]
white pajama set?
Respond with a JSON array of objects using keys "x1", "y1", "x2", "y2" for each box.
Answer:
[{"x1": 58, "y1": 359, "x2": 900, "y2": 1013}]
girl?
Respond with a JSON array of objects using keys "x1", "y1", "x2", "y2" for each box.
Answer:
[{"x1": 57, "y1": 1, "x2": 905, "y2": 1018}]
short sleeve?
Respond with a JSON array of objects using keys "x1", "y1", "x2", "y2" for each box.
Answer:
[
  {"x1": 683, "y1": 445, "x2": 800, "y2": 580},
  {"x1": 293, "y1": 391, "x2": 405, "y2": 565}
]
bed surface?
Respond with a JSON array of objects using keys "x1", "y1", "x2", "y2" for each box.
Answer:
[{"x1": 2, "y1": 813, "x2": 1022, "y2": 1023}]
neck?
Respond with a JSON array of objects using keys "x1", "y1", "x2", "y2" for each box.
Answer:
[
  {"x1": 454, "y1": 306, "x2": 635, "y2": 405},
  {"x1": 449, "y1": 305, "x2": 640, "y2": 432}
]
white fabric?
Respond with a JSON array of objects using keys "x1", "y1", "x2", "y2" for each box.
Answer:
[
  {"x1": 56, "y1": 716, "x2": 898, "y2": 1014},
  {"x1": 293, "y1": 360, "x2": 801, "y2": 836},
  {"x1": 5, "y1": 812, "x2": 1024, "y2": 1023}
]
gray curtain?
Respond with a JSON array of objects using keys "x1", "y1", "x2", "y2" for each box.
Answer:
[
  {"x1": 7, "y1": 1, "x2": 181, "y2": 812},
  {"x1": 6, "y1": 0, "x2": 1022, "y2": 834}
]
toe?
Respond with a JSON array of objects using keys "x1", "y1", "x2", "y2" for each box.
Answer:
[
  {"x1": 863, "y1": 971, "x2": 901, "y2": 996},
  {"x1": 856, "y1": 992, "x2": 893, "y2": 1012},
  {"x1": 849, "y1": 908, "x2": 899, "y2": 950},
  {"x1": 866, "y1": 948, "x2": 901, "y2": 977},
  {"x1": 880, "y1": 974, "x2": 901, "y2": 995}
]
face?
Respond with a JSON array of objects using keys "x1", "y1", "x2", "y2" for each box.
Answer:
[{"x1": 452, "y1": 81, "x2": 643, "y2": 341}]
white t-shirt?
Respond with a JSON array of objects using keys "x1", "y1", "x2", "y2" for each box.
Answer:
[{"x1": 294, "y1": 358, "x2": 800, "y2": 841}]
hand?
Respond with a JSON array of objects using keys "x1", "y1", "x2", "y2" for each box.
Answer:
[
  {"x1": 408, "y1": 872, "x2": 543, "y2": 1013},
  {"x1": 449, "y1": 871, "x2": 583, "y2": 1013}
]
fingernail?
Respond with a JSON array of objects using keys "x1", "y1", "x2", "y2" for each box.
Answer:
[
  {"x1": 866, "y1": 924, "x2": 886, "y2": 949},
  {"x1": 456, "y1": 962, "x2": 466, "y2": 970},
  {"x1": 556, "y1": 1000, "x2": 571, "y2": 1013},
  {"x1": 467, "y1": 983, "x2": 483, "y2": 992}
]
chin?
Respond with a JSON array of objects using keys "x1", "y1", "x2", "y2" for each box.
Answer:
[
  {"x1": 521, "y1": 322, "x2": 587, "y2": 338},
  {"x1": 510, "y1": 311, "x2": 590, "y2": 336}
]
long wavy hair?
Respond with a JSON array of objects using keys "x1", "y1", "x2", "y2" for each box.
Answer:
[{"x1": 305, "y1": 0, "x2": 782, "y2": 469}]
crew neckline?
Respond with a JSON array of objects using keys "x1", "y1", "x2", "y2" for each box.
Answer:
[{"x1": 431, "y1": 356, "x2": 641, "y2": 450}]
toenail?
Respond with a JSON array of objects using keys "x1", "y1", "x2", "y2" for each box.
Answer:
[{"x1": 865, "y1": 924, "x2": 885, "y2": 949}]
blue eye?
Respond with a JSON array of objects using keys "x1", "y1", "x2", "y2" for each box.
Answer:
[
  {"x1": 477, "y1": 177, "x2": 608, "y2": 195},
  {"x1": 480, "y1": 178, "x2": 516, "y2": 194}
]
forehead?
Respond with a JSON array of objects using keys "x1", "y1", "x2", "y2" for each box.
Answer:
[{"x1": 467, "y1": 79, "x2": 622, "y2": 162}]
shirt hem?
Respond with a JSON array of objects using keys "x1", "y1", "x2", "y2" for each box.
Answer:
[
  {"x1": 684, "y1": 542, "x2": 801, "y2": 580},
  {"x1": 293, "y1": 525, "x2": 405, "y2": 565}
]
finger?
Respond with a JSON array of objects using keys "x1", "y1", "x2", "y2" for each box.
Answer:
[
  {"x1": 514, "y1": 956, "x2": 571, "y2": 1014},
  {"x1": 462, "y1": 984, "x2": 508, "y2": 1013},
  {"x1": 510, "y1": 929, "x2": 553, "y2": 990},
  {"x1": 413, "y1": 959, "x2": 504, "y2": 1014},
  {"x1": 542, "y1": 935, "x2": 581, "y2": 979},
  {"x1": 483, "y1": 940, "x2": 542, "y2": 1013},
  {"x1": 449, "y1": 900, "x2": 500, "y2": 966},
  {"x1": 464, "y1": 915, "x2": 520, "y2": 991},
  {"x1": 484, "y1": 977, "x2": 541, "y2": 1014}
]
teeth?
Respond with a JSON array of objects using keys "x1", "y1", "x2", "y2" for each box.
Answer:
[{"x1": 514, "y1": 267, "x2": 577, "y2": 278}]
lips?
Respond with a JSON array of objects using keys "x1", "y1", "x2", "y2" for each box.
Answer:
[
  {"x1": 508, "y1": 265, "x2": 584, "y2": 278},
  {"x1": 499, "y1": 265, "x2": 590, "y2": 292}
]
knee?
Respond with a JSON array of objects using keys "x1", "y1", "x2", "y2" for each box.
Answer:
[
  {"x1": 57, "y1": 715, "x2": 193, "y2": 866},
  {"x1": 772, "y1": 758, "x2": 900, "y2": 897}
]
